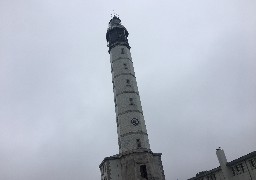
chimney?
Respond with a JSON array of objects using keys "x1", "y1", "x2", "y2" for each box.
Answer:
[{"x1": 216, "y1": 147, "x2": 231, "y2": 180}]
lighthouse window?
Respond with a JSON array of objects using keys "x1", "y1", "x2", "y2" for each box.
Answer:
[
  {"x1": 140, "y1": 165, "x2": 148, "y2": 179},
  {"x1": 136, "y1": 139, "x2": 141, "y2": 148},
  {"x1": 121, "y1": 48, "x2": 125, "y2": 54},
  {"x1": 129, "y1": 98, "x2": 134, "y2": 105},
  {"x1": 123, "y1": 63, "x2": 128, "y2": 69},
  {"x1": 126, "y1": 79, "x2": 131, "y2": 87}
]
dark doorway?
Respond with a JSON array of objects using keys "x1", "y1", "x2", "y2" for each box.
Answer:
[{"x1": 140, "y1": 165, "x2": 148, "y2": 179}]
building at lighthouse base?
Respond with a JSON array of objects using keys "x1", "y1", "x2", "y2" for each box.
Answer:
[{"x1": 99, "y1": 149, "x2": 165, "y2": 180}]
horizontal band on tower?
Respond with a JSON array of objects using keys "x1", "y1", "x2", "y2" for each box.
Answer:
[
  {"x1": 108, "y1": 42, "x2": 131, "y2": 53},
  {"x1": 114, "y1": 73, "x2": 136, "y2": 79},
  {"x1": 111, "y1": 57, "x2": 133, "y2": 64},
  {"x1": 118, "y1": 110, "x2": 143, "y2": 116},
  {"x1": 120, "y1": 131, "x2": 148, "y2": 138},
  {"x1": 115, "y1": 91, "x2": 139, "y2": 97}
]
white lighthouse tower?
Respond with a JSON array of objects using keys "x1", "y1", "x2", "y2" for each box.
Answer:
[{"x1": 99, "y1": 16, "x2": 165, "y2": 180}]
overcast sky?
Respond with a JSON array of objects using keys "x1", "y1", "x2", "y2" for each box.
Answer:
[{"x1": 0, "y1": 0, "x2": 256, "y2": 180}]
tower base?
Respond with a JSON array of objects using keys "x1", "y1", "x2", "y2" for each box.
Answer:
[{"x1": 99, "y1": 149, "x2": 165, "y2": 180}]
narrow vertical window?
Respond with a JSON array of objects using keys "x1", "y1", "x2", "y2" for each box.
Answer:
[
  {"x1": 236, "y1": 165, "x2": 240, "y2": 174},
  {"x1": 136, "y1": 139, "x2": 141, "y2": 148},
  {"x1": 126, "y1": 79, "x2": 131, "y2": 87},
  {"x1": 140, "y1": 165, "x2": 148, "y2": 179},
  {"x1": 129, "y1": 98, "x2": 134, "y2": 105},
  {"x1": 123, "y1": 63, "x2": 128, "y2": 69},
  {"x1": 213, "y1": 174, "x2": 216, "y2": 180},
  {"x1": 250, "y1": 159, "x2": 256, "y2": 168},
  {"x1": 116, "y1": 117, "x2": 119, "y2": 127},
  {"x1": 240, "y1": 163, "x2": 245, "y2": 173},
  {"x1": 121, "y1": 48, "x2": 125, "y2": 54},
  {"x1": 231, "y1": 167, "x2": 236, "y2": 176}
]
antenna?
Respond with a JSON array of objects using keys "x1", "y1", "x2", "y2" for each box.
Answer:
[
  {"x1": 111, "y1": 10, "x2": 114, "y2": 18},
  {"x1": 111, "y1": 10, "x2": 120, "y2": 18}
]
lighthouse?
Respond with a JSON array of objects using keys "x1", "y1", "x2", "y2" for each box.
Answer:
[{"x1": 99, "y1": 16, "x2": 165, "y2": 180}]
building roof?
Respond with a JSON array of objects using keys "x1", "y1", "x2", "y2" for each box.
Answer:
[
  {"x1": 227, "y1": 151, "x2": 256, "y2": 166},
  {"x1": 187, "y1": 166, "x2": 221, "y2": 180},
  {"x1": 188, "y1": 150, "x2": 256, "y2": 180},
  {"x1": 99, "y1": 150, "x2": 162, "y2": 168}
]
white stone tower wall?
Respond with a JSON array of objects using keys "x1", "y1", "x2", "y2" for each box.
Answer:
[
  {"x1": 110, "y1": 45, "x2": 150, "y2": 154},
  {"x1": 109, "y1": 159, "x2": 122, "y2": 180}
]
